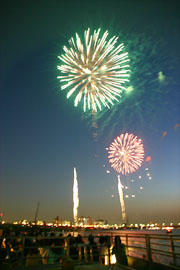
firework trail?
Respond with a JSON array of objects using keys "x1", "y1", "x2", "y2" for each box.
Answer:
[
  {"x1": 108, "y1": 133, "x2": 144, "y2": 223},
  {"x1": 57, "y1": 28, "x2": 130, "y2": 112},
  {"x1": 118, "y1": 175, "x2": 126, "y2": 223},
  {"x1": 73, "y1": 167, "x2": 79, "y2": 225}
]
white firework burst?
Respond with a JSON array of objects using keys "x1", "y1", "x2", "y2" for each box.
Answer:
[{"x1": 57, "y1": 28, "x2": 130, "y2": 112}]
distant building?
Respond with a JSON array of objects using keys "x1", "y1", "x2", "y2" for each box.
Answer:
[
  {"x1": 54, "y1": 216, "x2": 61, "y2": 226},
  {"x1": 61, "y1": 220, "x2": 71, "y2": 226},
  {"x1": 94, "y1": 219, "x2": 108, "y2": 226},
  {"x1": 78, "y1": 216, "x2": 93, "y2": 226}
]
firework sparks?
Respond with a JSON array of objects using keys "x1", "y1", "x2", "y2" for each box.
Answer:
[
  {"x1": 118, "y1": 175, "x2": 126, "y2": 223},
  {"x1": 57, "y1": 28, "x2": 130, "y2": 112},
  {"x1": 108, "y1": 133, "x2": 144, "y2": 223},
  {"x1": 73, "y1": 168, "x2": 79, "y2": 225},
  {"x1": 108, "y1": 133, "x2": 144, "y2": 175}
]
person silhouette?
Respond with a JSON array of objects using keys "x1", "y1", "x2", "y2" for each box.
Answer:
[{"x1": 112, "y1": 236, "x2": 128, "y2": 266}]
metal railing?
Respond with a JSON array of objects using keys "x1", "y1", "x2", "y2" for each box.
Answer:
[
  {"x1": 101, "y1": 231, "x2": 180, "y2": 268},
  {"x1": 1, "y1": 231, "x2": 180, "y2": 269}
]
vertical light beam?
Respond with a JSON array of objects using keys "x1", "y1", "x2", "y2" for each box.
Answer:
[
  {"x1": 117, "y1": 175, "x2": 126, "y2": 223},
  {"x1": 73, "y1": 167, "x2": 79, "y2": 225}
]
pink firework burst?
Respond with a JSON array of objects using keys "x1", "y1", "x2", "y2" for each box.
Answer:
[{"x1": 108, "y1": 133, "x2": 144, "y2": 175}]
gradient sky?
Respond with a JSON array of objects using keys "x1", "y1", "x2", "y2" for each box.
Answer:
[{"x1": 1, "y1": 0, "x2": 180, "y2": 224}]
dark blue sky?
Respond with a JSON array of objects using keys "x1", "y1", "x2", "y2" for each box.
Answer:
[{"x1": 1, "y1": 0, "x2": 180, "y2": 224}]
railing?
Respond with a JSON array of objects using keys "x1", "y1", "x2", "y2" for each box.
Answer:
[
  {"x1": 112, "y1": 232, "x2": 180, "y2": 267},
  {"x1": 91, "y1": 231, "x2": 180, "y2": 267},
  {"x1": 1, "y1": 231, "x2": 180, "y2": 269}
]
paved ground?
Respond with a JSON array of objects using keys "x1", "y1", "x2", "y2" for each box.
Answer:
[
  {"x1": 75, "y1": 265, "x2": 110, "y2": 270},
  {"x1": 75, "y1": 264, "x2": 130, "y2": 270}
]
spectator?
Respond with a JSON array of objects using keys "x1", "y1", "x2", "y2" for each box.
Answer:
[
  {"x1": 76, "y1": 234, "x2": 85, "y2": 261},
  {"x1": 99, "y1": 236, "x2": 106, "y2": 264},
  {"x1": 26, "y1": 247, "x2": 42, "y2": 267},
  {"x1": 48, "y1": 238, "x2": 65, "y2": 264},
  {"x1": 87, "y1": 235, "x2": 99, "y2": 262},
  {"x1": 112, "y1": 236, "x2": 128, "y2": 266},
  {"x1": 67, "y1": 234, "x2": 78, "y2": 260}
]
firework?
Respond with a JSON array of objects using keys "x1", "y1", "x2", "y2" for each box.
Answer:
[
  {"x1": 73, "y1": 168, "x2": 79, "y2": 225},
  {"x1": 108, "y1": 133, "x2": 144, "y2": 175},
  {"x1": 57, "y1": 28, "x2": 130, "y2": 112},
  {"x1": 108, "y1": 133, "x2": 144, "y2": 223},
  {"x1": 118, "y1": 175, "x2": 126, "y2": 222}
]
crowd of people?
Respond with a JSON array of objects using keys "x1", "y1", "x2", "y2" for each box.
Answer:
[{"x1": 0, "y1": 225, "x2": 128, "y2": 269}]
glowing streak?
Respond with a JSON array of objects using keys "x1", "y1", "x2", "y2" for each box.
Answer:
[
  {"x1": 73, "y1": 167, "x2": 79, "y2": 225},
  {"x1": 118, "y1": 175, "x2": 126, "y2": 223}
]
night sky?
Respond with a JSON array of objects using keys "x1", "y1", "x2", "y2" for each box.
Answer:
[{"x1": 1, "y1": 0, "x2": 180, "y2": 224}]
